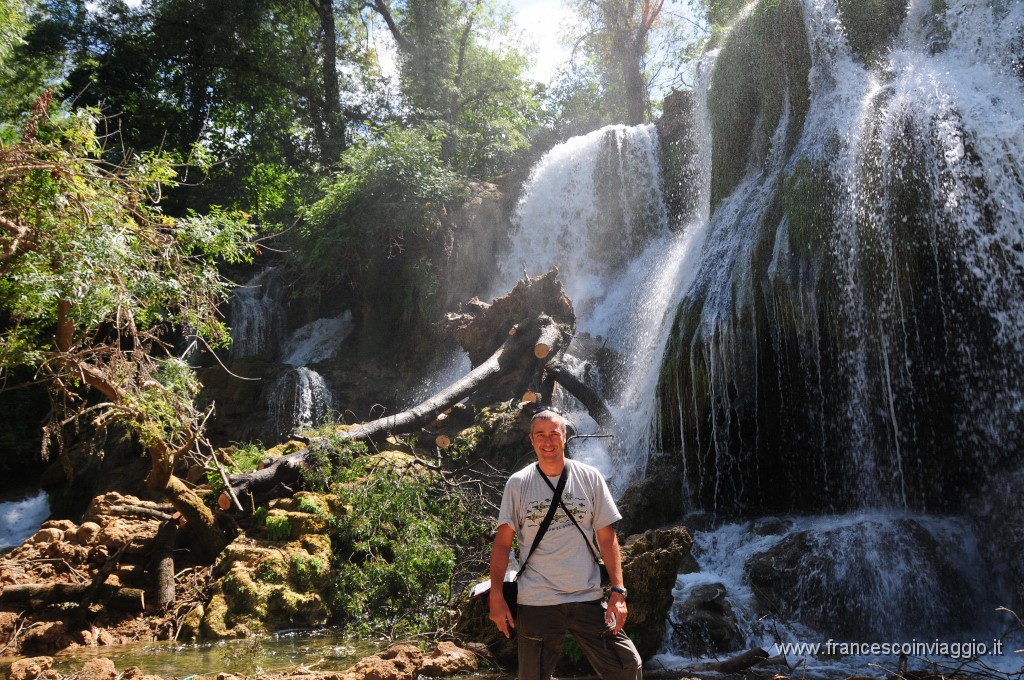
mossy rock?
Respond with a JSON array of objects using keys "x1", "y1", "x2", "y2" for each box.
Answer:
[
  {"x1": 470, "y1": 406, "x2": 532, "y2": 474},
  {"x1": 708, "y1": 0, "x2": 812, "y2": 209},
  {"x1": 837, "y1": 0, "x2": 908, "y2": 64},
  {"x1": 201, "y1": 535, "x2": 334, "y2": 637}
]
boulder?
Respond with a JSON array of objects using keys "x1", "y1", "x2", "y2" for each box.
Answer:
[
  {"x1": 21, "y1": 621, "x2": 65, "y2": 650},
  {"x1": 616, "y1": 457, "x2": 685, "y2": 536},
  {"x1": 338, "y1": 643, "x2": 422, "y2": 680},
  {"x1": 40, "y1": 520, "x2": 76, "y2": 533},
  {"x1": 669, "y1": 582, "x2": 744, "y2": 656},
  {"x1": 28, "y1": 528, "x2": 63, "y2": 545},
  {"x1": 621, "y1": 526, "x2": 694, "y2": 661},
  {"x1": 6, "y1": 657, "x2": 53, "y2": 680},
  {"x1": 79, "y1": 658, "x2": 117, "y2": 680},
  {"x1": 418, "y1": 641, "x2": 479, "y2": 676},
  {"x1": 121, "y1": 667, "x2": 166, "y2": 680},
  {"x1": 75, "y1": 522, "x2": 102, "y2": 545}
]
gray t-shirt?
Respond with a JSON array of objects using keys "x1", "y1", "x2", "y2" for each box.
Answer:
[{"x1": 497, "y1": 459, "x2": 621, "y2": 606}]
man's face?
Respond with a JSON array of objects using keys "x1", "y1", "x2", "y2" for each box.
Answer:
[{"x1": 529, "y1": 415, "x2": 567, "y2": 466}]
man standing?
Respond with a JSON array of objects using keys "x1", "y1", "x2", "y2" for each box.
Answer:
[{"x1": 488, "y1": 407, "x2": 642, "y2": 680}]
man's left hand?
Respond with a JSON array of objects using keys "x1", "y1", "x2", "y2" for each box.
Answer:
[{"x1": 606, "y1": 591, "x2": 627, "y2": 635}]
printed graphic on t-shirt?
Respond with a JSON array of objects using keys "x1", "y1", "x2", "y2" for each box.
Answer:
[{"x1": 524, "y1": 494, "x2": 589, "y2": 531}]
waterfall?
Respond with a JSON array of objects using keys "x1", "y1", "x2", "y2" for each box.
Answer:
[
  {"x1": 495, "y1": 118, "x2": 711, "y2": 493},
  {"x1": 229, "y1": 267, "x2": 285, "y2": 360},
  {"x1": 646, "y1": 0, "x2": 1024, "y2": 667},
  {"x1": 267, "y1": 311, "x2": 355, "y2": 438},
  {"x1": 0, "y1": 490, "x2": 49, "y2": 551},
  {"x1": 269, "y1": 367, "x2": 335, "y2": 439}
]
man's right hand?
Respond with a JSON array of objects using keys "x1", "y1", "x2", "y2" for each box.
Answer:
[{"x1": 488, "y1": 591, "x2": 515, "y2": 637}]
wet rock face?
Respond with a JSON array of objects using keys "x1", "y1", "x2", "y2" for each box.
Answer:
[
  {"x1": 669, "y1": 582, "x2": 744, "y2": 657},
  {"x1": 620, "y1": 526, "x2": 694, "y2": 661},
  {"x1": 744, "y1": 518, "x2": 988, "y2": 639},
  {"x1": 615, "y1": 457, "x2": 685, "y2": 537}
]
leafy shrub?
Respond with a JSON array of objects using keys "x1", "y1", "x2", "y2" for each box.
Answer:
[
  {"x1": 299, "y1": 126, "x2": 460, "y2": 281},
  {"x1": 303, "y1": 436, "x2": 491, "y2": 637}
]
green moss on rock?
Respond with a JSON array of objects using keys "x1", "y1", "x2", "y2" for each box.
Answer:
[
  {"x1": 837, "y1": 0, "x2": 908, "y2": 64},
  {"x1": 708, "y1": 0, "x2": 812, "y2": 208}
]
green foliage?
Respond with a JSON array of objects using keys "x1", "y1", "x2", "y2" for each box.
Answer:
[
  {"x1": 393, "y1": 0, "x2": 542, "y2": 176},
  {"x1": 300, "y1": 437, "x2": 370, "y2": 492},
  {"x1": 302, "y1": 438, "x2": 490, "y2": 637},
  {"x1": 297, "y1": 126, "x2": 462, "y2": 343},
  {"x1": 565, "y1": 0, "x2": 657, "y2": 126},
  {"x1": 302, "y1": 126, "x2": 459, "y2": 266},
  {"x1": 265, "y1": 515, "x2": 292, "y2": 541},
  {"x1": 0, "y1": 0, "x2": 30, "y2": 65},
  {"x1": 0, "y1": 101, "x2": 255, "y2": 473}
]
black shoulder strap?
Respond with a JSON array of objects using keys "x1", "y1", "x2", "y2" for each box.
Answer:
[
  {"x1": 537, "y1": 461, "x2": 601, "y2": 563},
  {"x1": 516, "y1": 463, "x2": 568, "y2": 581}
]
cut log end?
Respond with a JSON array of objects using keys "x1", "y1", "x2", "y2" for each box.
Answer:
[
  {"x1": 217, "y1": 493, "x2": 233, "y2": 511},
  {"x1": 534, "y1": 343, "x2": 551, "y2": 359},
  {"x1": 436, "y1": 434, "x2": 452, "y2": 449}
]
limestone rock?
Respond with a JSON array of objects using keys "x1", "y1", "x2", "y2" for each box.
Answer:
[
  {"x1": 121, "y1": 667, "x2": 165, "y2": 680},
  {"x1": 338, "y1": 643, "x2": 422, "y2": 680},
  {"x1": 7, "y1": 657, "x2": 53, "y2": 680},
  {"x1": 22, "y1": 621, "x2": 65, "y2": 649},
  {"x1": 621, "y1": 526, "x2": 694, "y2": 661},
  {"x1": 418, "y1": 641, "x2": 479, "y2": 676},
  {"x1": 616, "y1": 457, "x2": 685, "y2": 536},
  {"x1": 79, "y1": 657, "x2": 117, "y2": 680},
  {"x1": 40, "y1": 520, "x2": 76, "y2": 533},
  {"x1": 200, "y1": 533, "x2": 332, "y2": 637},
  {"x1": 669, "y1": 582, "x2": 744, "y2": 656},
  {"x1": 28, "y1": 528, "x2": 63, "y2": 545},
  {"x1": 75, "y1": 521, "x2": 102, "y2": 545}
]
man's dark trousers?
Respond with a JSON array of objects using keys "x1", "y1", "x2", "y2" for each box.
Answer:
[{"x1": 517, "y1": 601, "x2": 642, "y2": 680}]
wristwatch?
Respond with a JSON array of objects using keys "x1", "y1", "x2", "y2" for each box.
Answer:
[{"x1": 610, "y1": 587, "x2": 628, "y2": 598}]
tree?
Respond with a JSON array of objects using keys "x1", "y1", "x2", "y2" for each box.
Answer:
[
  {"x1": 369, "y1": 0, "x2": 542, "y2": 175},
  {"x1": 569, "y1": 0, "x2": 666, "y2": 125},
  {"x1": 0, "y1": 99, "x2": 254, "y2": 559}
]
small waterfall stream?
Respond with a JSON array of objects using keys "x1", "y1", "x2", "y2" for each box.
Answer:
[
  {"x1": 228, "y1": 269, "x2": 355, "y2": 438},
  {"x1": 0, "y1": 490, "x2": 50, "y2": 551}
]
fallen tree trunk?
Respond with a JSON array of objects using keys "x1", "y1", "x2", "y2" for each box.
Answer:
[
  {"x1": 543, "y1": 360, "x2": 615, "y2": 430},
  {"x1": 222, "y1": 324, "x2": 543, "y2": 508},
  {"x1": 1, "y1": 583, "x2": 145, "y2": 611},
  {"x1": 220, "y1": 270, "x2": 616, "y2": 510},
  {"x1": 686, "y1": 647, "x2": 770, "y2": 673}
]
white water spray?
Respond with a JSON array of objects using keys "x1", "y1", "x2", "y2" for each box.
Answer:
[{"x1": 497, "y1": 110, "x2": 712, "y2": 491}]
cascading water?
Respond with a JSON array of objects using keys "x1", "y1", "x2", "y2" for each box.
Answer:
[
  {"x1": 229, "y1": 267, "x2": 285, "y2": 360},
  {"x1": 0, "y1": 490, "x2": 50, "y2": 551},
  {"x1": 647, "y1": 0, "x2": 1024, "y2": 671},
  {"x1": 493, "y1": 118, "x2": 711, "y2": 493},
  {"x1": 267, "y1": 311, "x2": 355, "y2": 438},
  {"x1": 228, "y1": 267, "x2": 355, "y2": 438},
  {"x1": 473, "y1": 0, "x2": 1024, "y2": 670}
]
